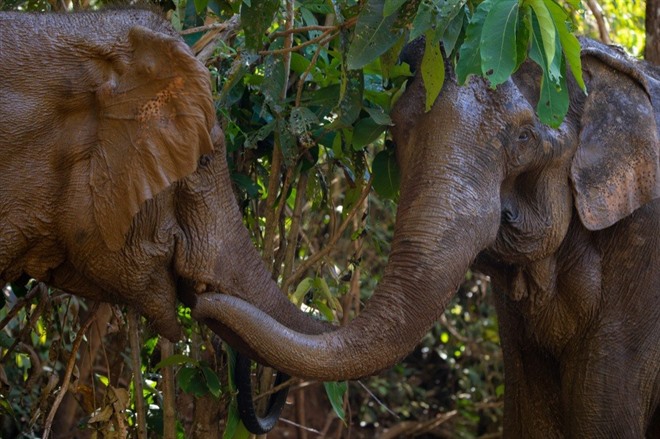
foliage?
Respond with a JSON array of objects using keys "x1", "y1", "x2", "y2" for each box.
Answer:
[{"x1": 0, "y1": 0, "x2": 650, "y2": 437}]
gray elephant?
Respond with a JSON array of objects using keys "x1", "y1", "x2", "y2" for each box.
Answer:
[
  {"x1": 192, "y1": 39, "x2": 660, "y2": 436},
  {"x1": 0, "y1": 10, "x2": 325, "y2": 343}
]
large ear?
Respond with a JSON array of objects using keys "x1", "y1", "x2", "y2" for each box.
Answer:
[
  {"x1": 91, "y1": 26, "x2": 215, "y2": 251},
  {"x1": 571, "y1": 41, "x2": 660, "y2": 231}
]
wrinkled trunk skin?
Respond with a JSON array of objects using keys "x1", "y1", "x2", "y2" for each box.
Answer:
[
  {"x1": 174, "y1": 136, "x2": 329, "y2": 340},
  {"x1": 193, "y1": 77, "x2": 505, "y2": 380}
]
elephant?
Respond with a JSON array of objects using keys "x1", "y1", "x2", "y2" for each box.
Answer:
[
  {"x1": 0, "y1": 9, "x2": 328, "y2": 363},
  {"x1": 191, "y1": 38, "x2": 660, "y2": 437}
]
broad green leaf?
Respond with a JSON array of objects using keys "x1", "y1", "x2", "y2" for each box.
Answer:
[
  {"x1": 527, "y1": 0, "x2": 556, "y2": 70},
  {"x1": 277, "y1": 119, "x2": 298, "y2": 167},
  {"x1": 331, "y1": 70, "x2": 363, "y2": 128},
  {"x1": 515, "y1": 5, "x2": 532, "y2": 69},
  {"x1": 292, "y1": 277, "x2": 315, "y2": 306},
  {"x1": 409, "y1": 0, "x2": 436, "y2": 41},
  {"x1": 240, "y1": 0, "x2": 279, "y2": 51},
  {"x1": 380, "y1": 33, "x2": 407, "y2": 79},
  {"x1": 480, "y1": 0, "x2": 519, "y2": 87},
  {"x1": 384, "y1": 0, "x2": 407, "y2": 16},
  {"x1": 442, "y1": 4, "x2": 467, "y2": 56},
  {"x1": 529, "y1": 14, "x2": 568, "y2": 127},
  {"x1": 372, "y1": 149, "x2": 401, "y2": 200},
  {"x1": 352, "y1": 117, "x2": 387, "y2": 150},
  {"x1": 324, "y1": 381, "x2": 348, "y2": 422},
  {"x1": 347, "y1": 0, "x2": 404, "y2": 70},
  {"x1": 289, "y1": 107, "x2": 319, "y2": 137},
  {"x1": 194, "y1": 0, "x2": 208, "y2": 14},
  {"x1": 313, "y1": 277, "x2": 343, "y2": 312},
  {"x1": 154, "y1": 354, "x2": 198, "y2": 370},
  {"x1": 365, "y1": 105, "x2": 393, "y2": 125},
  {"x1": 421, "y1": 33, "x2": 445, "y2": 111},
  {"x1": 456, "y1": 0, "x2": 494, "y2": 84},
  {"x1": 544, "y1": 0, "x2": 585, "y2": 91},
  {"x1": 201, "y1": 366, "x2": 222, "y2": 398}
]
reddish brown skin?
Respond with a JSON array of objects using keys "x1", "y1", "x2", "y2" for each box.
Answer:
[
  {"x1": 0, "y1": 10, "x2": 327, "y2": 341},
  {"x1": 191, "y1": 39, "x2": 660, "y2": 437}
]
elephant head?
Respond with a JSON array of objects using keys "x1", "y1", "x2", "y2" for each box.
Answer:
[
  {"x1": 0, "y1": 10, "x2": 327, "y2": 342},
  {"x1": 191, "y1": 38, "x2": 659, "y2": 381}
]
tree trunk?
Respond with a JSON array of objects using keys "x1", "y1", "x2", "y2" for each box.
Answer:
[{"x1": 646, "y1": 0, "x2": 660, "y2": 63}]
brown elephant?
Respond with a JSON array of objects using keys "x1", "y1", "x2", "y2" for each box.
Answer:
[
  {"x1": 192, "y1": 39, "x2": 660, "y2": 436},
  {"x1": 0, "y1": 10, "x2": 326, "y2": 344}
]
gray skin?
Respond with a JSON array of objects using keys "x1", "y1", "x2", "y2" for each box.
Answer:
[
  {"x1": 192, "y1": 39, "x2": 660, "y2": 437},
  {"x1": 0, "y1": 10, "x2": 327, "y2": 342}
]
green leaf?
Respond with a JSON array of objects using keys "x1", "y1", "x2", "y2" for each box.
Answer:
[
  {"x1": 544, "y1": 0, "x2": 585, "y2": 91},
  {"x1": 456, "y1": 0, "x2": 493, "y2": 84},
  {"x1": 347, "y1": 0, "x2": 404, "y2": 70},
  {"x1": 515, "y1": 5, "x2": 532, "y2": 68},
  {"x1": 442, "y1": 5, "x2": 467, "y2": 56},
  {"x1": 365, "y1": 105, "x2": 393, "y2": 126},
  {"x1": 202, "y1": 366, "x2": 222, "y2": 398},
  {"x1": 240, "y1": 0, "x2": 279, "y2": 51},
  {"x1": 527, "y1": 0, "x2": 556, "y2": 70},
  {"x1": 154, "y1": 354, "x2": 198, "y2": 370},
  {"x1": 372, "y1": 149, "x2": 401, "y2": 200},
  {"x1": 352, "y1": 117, "x2": 387, "y2": 150},
  {"x1": 480, "y1": 0, "x2": 519, "y2": 87},
  {"x1": 421, "y1": 34, "x2": 445, "y2": 112},
  {"x1": 194, "y1": 0, "x2": 208, "y2": 14},
  {"x1": 529, "y1": 14, "x2": 568, "y2": 127},
  {"x1": 384, "y1": 0, "x2": 407, "y2": 16},
  {"x1": 292, "y1": 278, "x2": 315, "y2": 307},
  {"x1": 324, "y1": 381, "x2": 348, "y2": 422}
]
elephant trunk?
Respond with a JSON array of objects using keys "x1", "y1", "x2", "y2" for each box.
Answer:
[
  {"x1": 192, "y1": 153, "x2": 502, "y2": 380},
  {"x1": 176, "y1": 143, "x2": 330, "y2": 339}
]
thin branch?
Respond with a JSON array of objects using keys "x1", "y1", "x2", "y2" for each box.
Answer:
[
  {"x1": 585, "y1": 0, "x2": 611, "y2": 44},
  {"x1": 128, "y1": 310, "x2": 148, "y2": 439},
  {"x1": 180, "y1": 21, "x2": 237, "y2": 36},
  {"x1": 259, "y1": 30, "x2": 338, "y2": 56},
  {"x1": 0, "y1": 282, "x2": 44, "y2": 332},
  {"x1": 271, "y1": 24, "x2": 336, "y2": 38},
  {"x1": 42, "y1": 304, "x2": 98, "y2": 439},
  {"x1": 283, "y1": 178, "x2": 373, "y2": 292},
  {"x1": 160, "y1": 339, "x2": 176, "y2": 439}
]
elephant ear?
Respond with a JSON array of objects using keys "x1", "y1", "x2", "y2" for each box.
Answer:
[
  {"x1": 571, "y1": 42, "x2": 660, "y2": 231},
  {"x1": 91, "y1": 26, "x2": 215, "y2": 251}
]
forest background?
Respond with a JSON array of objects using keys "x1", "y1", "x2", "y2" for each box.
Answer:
[{"x1": 0, "y1": 0, "x2": 656, "y2": 438}]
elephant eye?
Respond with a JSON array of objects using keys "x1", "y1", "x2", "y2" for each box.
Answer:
[
  {"x1": 517, "y1": 128, "x2": 534, "y2": 143},
  {"x1": 198, "y1": 154, "x2": 212, "y2": 167}
]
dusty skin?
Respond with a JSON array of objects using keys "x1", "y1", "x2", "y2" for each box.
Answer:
[
  {"x1": 0, "y1": 10, "x2": 327, "y2": 344},
  {"x1": 192, "y1": 39, "x2": 660, "y2": 437}
]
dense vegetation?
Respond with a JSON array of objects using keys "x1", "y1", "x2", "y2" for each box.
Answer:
[{"x1": 0, "y1": 0, "x2": 651, "y2": 437}]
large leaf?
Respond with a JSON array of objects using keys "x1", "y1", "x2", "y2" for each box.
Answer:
[
  {"x1": 324, "y1": 381, "x2": 348, "y2": 422},
  {"x1": 480, "y1": 0, "x2": 519, "y2": 87},
  {"x1": 544, "y1": 0, "x2": 585, "y2": 91},
  {"x1": 421, "y1": 32, "x2": 445, "y2": 112},
  {"x1": 455, "y1": 0, "x2": 494, "y2": 84},
  {"x1": 240, "y1": 0, "x2": 279, "y2": 51},
  {"x1": 527, "y1": 0, "x2": 556, "y2": 69},
  {"x1": 352, "y1": 117, "x2": 387, "y2": 150},
  {"x1": 372, "y1": 149, "x2": 401, "y2": 200},
  {"x1": 347, "y1": 0, "x2": 405, "y2": 70},
  {"x1": 529, "y1": 14, "x2": 568, "y2": 127},
  {"x1": 384, "y1": 0, "x2": 408, "y2": 16}
]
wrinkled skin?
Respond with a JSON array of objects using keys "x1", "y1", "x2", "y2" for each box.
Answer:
[
  {"x1": 0, "y1": 10, "x2": 327, "y2": 343},
  {"x1": 192, "y1": 39, "x2": 660, "y2": 437}
]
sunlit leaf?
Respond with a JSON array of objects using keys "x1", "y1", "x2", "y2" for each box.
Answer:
[
  {"x1": 480, "y1": 0, "x2": 519, "y2": 86},
  {"x1": 384, "y1": 0, "x2": 407, "y2": 16},
  {"x1": 421, "y1": 34, "x2": 445, "y2": 111},
  {"x1": 527, "y1": 0, "x2": 556, "y2": 69},
  {"x1": 544, "y1": 0, "x2": 585, "y2": 91}
]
